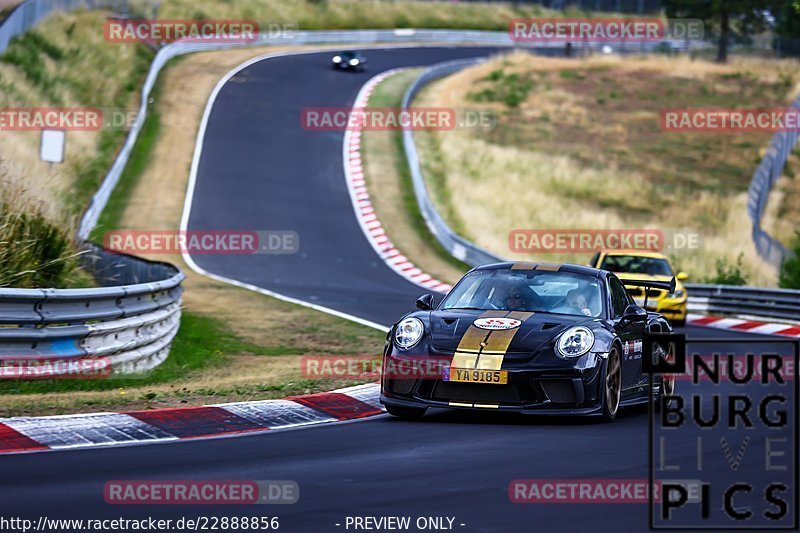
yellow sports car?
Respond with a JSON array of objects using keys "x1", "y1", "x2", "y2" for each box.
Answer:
[{"x1": 589, "y1": 251, "x2": 688, "y2": 326}]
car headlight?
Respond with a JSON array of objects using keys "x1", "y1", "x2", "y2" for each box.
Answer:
[
  {"x1": 557, "y1": 327, "x2": 595, "y2": 358},
  {"x1": 332, "y1": 56, "x2": 341, "y2": 63},
  {"x1": 349, "y1": 58, "x2": 359, "y2": 65},
  {"x1": 666, "y1": 290, "x2": 685, "y2": 299},
  {"x1": 394, "y1": 317, "x2": 424, "y2": 349}
]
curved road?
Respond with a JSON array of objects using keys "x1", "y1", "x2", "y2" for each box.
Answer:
[{"x1": 5, "y1": 48, "x2": 796, "y2": 532}]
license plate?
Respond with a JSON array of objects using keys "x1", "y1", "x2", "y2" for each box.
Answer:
[{"x1": 447, "y1": 368, "x2": 508, "y2": 385}]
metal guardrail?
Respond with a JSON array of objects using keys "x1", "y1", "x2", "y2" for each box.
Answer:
[
  {"x1": 686, "y1": 283, "x2": 800, "y2": 323},
  {"x1": 0, "y1": 244, "x2": 184, "y2": 375},
  {"x1": 746, "y1": 97, "x2": 799, "y2": 268},
  {"x1": 401, "y1": 57, "x2": 505, "y2": 267}
]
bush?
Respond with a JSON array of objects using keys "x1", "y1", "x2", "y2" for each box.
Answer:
[
  {"x1": 467, "y1": 69, "x2": 533, "y2": 108},
  {"x1": 779, "y1": 232, "x2": 800, "y2": 289},
  {"x1": 702, "y1": 254, "x2": 748, "y2": 285},
  {"x1": 0, "y1": 181, "x2": 86, "y2": 288}
]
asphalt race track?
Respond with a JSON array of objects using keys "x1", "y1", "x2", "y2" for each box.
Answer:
[
  {"x1": 185, "y1": 47, "x2": 516, "y2": 325},
  {"x1": 4, "y1": 48, "x2": 796, "y2": 532}
]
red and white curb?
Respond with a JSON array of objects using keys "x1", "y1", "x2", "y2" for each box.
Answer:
[
  {"x1": 0, "y1": 383, "x2": 382, "y2": 454},
  {"x1": 687, "y1": 314, "x2": 800, "y2": 338},
  {"x1": 343, "y1": 69, "x2": 452, "y2": 294}
]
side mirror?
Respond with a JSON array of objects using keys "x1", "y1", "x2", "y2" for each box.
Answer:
[
  {"x1": 676, "y1": 272, "x2": 689, "y2": 281},
  {"x1": 415, "y1": 294, "x2": 435, "y2": 311},
  {"x1": 622, "y1": 303, "x2": 647, "y2": 323}
]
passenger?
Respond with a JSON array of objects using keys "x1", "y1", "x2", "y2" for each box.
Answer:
[{"x1": 565, "y1": 288, "x2": 592, "y2": 316}]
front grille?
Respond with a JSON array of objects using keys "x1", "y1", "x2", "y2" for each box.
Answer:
[
  {"x1": 627, "y1": 287, "x2": 666, "y2": 299},
  {"x1": 540, "y1": 379, "x2": 577, "y2": 404},
  {"x1": 417, "y1": 380, "x2": 546, "y2": 406}
]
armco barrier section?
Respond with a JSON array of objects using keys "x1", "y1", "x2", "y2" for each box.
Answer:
[
  {"x1": 0, "y1": 244, "x2": 183, "y2": 376},
  {"x1": 746, "y1": 96, "x2": 800, "y2": 268},
  {"x1": 401, "y1": 57, "x2": 504, "y2": 267},
  {"x1": 685, "y1": 283, "x2": 800, "y2": 322}
]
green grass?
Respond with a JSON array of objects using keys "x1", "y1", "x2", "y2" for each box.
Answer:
[
  {"x1": 468, "y1": 69, "x2": 534, "y2": 108},
  {"x1": 0, "y1": 312, "x2": 249, "y2": 395},
  {"x1": 90, "y1": 86, "x2": 161, "y2": 242}
]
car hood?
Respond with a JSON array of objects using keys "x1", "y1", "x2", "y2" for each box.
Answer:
[{"x1": 428, "y1": 309, "x2": 591, "y2": 353}]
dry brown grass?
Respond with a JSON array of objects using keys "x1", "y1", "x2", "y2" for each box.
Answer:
[
  {"x1": 0, "y1": 9, "x2": 150, "y2": 218},
  {"x1": 155, "y1": 0, "x2": 563, "y2": 31},
  {"x1": 412, "y1": 52, "x2": 800, "y2": 286}
]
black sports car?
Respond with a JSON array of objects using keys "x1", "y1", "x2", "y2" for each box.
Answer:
[
  {"x1": 381, "y1": 261, "x2": 676, "y2": 421},
  {"x1": 331, "y1": 51, "x2": 366, "y2": 71}
]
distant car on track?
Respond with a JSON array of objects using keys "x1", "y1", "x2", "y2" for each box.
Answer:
[
  {"x1": 381, "y1": 261, "x2": 677, "y2": 422},
  {"x1": 589, "y1": 250, "x2": 688, "y2": 326},
  {"x1": 331, "y1": 51, "x2": 366, "y2": 71}
]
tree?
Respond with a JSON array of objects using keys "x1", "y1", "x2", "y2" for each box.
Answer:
[
  {"x1": 663, "y1": 0, "x2": 780, "y2": 63},
  {"x1": 774, "y1": 0, "x2": 800, "y2": 55},
  {"x1": 779, "y1": 232, "x2": 800, "y2": 289}
]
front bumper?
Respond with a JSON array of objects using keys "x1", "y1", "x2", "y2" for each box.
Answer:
[{"x1": 381, "y1": 351, "x2": 608, "y2": 415}]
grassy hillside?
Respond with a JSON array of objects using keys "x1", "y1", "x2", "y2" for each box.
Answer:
[
  {"x1": 413, "y1": 52, "x2": 800, "y2": 286},
  {"x1": 157, "y1": 0, "x2": 569, "y2": 30},
  {"x1": 0, "y1": 9, "x2": 151, "y2": 286}
]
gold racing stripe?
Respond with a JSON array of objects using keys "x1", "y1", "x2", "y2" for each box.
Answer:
[
  {"x1": 448, "y1": 312, "x2": 532, "y2": 409},
  {"x1": 511, "y1": 262, "x2": 562, "y2": 271},
  {"x1": 534, "y1": 262, "x2": 562, "y2": 271},
  {"x1": 475, "y1": 311, "x2": 534, "y2": 370},
  {"x1": 451, "y1": 310, "x2": 507, "y2": 368}
]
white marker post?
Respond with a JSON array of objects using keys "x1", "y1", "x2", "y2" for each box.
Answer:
[{"x1": 40, "y1": 130, "x2": 66, "y2": 164}]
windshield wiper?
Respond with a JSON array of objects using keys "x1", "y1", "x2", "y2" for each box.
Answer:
[{"x1": 443, "y1": 306, "x2": 486, "y2": 311}]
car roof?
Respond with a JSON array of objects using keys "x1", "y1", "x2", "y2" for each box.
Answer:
[
  {"x1": 600, "y1": 250, "x2": 668, "y2": 260},
  {"x1": 473, "y1": 261, "x2": 605, "y2": 279}
]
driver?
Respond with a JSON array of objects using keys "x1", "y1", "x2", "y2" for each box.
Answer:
[
  {"x1": 504, "y1": 289, "x2": 529, "y2": 311},
  {"x1": 565, "y1": 288, "x2": 592, "y2": 316}
]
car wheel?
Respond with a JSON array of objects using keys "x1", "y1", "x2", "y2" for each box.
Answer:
[
  {"x1": 385, "y1": 405, "x2": 427, "y2": 419},
  {"x1": 601, "y1": 347, "x2": 621, "y2": 422}
]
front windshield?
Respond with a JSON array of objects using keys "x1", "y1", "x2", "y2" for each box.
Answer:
[
  {"x1": 440, "y1": 269, "x2": 603, "y2": 318},
  {"x1": 601, "y1": 255, "x2": 673, "y2": 276}
]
